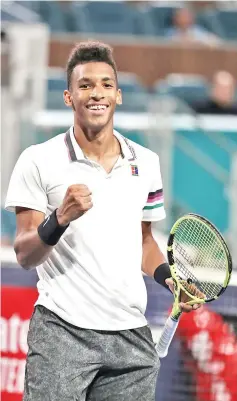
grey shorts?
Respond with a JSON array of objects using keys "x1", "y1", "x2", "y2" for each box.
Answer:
[{"x1": 23, "y1": 306, "x2": 160, "y2": 401}]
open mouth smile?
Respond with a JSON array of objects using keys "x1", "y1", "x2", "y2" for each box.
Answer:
[{"x1": 86, "y1": 104, "x2": 109, "y2": 115}]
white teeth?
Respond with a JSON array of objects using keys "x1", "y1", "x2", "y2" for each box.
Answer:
[{"x1": 88, "y1": 105, "x2": 107, "y2": 110}]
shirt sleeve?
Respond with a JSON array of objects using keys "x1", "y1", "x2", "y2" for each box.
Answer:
[
  {"x1": 142, "y1": 154, "x2": 166, "y2": 222},
  {"x1": 5, "y1": 147, "x2": 48, "y2": 214}
]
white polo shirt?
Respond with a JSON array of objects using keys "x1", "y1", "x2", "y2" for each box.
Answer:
[{"x1": 5, "y1": 128, "x2": 166, "y2": 330}]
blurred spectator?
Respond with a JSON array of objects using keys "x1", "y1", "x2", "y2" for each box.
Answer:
[
  {"x1": 165, "y1": 6, "x2": 219, "y2": 45},
  {"x1": 193, "y1": 71, "x2": 237, "y2": 115},
  {"x1": 1, "y1": 208, "x2": 16, "y2": 246},
  {"x1": 1, "y1": 29, "x2": 10, "y2": 87}
]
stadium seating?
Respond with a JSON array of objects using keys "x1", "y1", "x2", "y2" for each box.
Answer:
[
  {"x1": 47, "y1": 76, "x2": 67, "y2": 92},
  {"x1": 117, "y1": 72, "x2": 149, "y2": 112},
  {"x1": 1, "y1": 208, "x2": 16, "y2": 245},
  {"x1": 196, "y1": 8, "x2": 237, "y2": 40},
  {"x1": 37, "y1": 1, "x2": 89, "y2": 32},
  {"x1": 145, "y1": 5, "x2": 177, "y2": 36},
  {"x1": 46, "y1": 68, "x2": 67, "y2": 109},
  {"x1": 196, "y1": 8, "x2": 224, "y2": 37},
  {"x1": 81, "y1": 1, "x2": 150, "y2": 36},
  {"x1": 216, "y1": 9, "x2": 237, "y2": 40},
  {"x1": 2, "y1": 1, "x2": 237, "y2": 41},
  {"x1": 153, "y1": 74, "x2": 210, "y2": 107}
]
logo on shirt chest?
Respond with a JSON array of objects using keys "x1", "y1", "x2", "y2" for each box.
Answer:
[{"x1": 131, "y1": 165, "x2": 139, "y2": 176}]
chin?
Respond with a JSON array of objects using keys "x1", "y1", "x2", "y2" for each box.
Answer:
[{"x1": 87, "y1": 117, "x2": 112, "y2": 131}]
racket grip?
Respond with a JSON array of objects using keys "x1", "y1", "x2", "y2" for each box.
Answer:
[{"x1": 155, "y1": 316, "x2": 179, "y2": 358}]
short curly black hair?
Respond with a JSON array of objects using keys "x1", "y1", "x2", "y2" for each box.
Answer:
[{"x1": 66, "y1": 41, "x2": 118, "y2": 89}]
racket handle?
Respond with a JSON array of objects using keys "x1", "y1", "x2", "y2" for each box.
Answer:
[{"x1": 155, "y1": 315, "x2": 180, "y2": 358}]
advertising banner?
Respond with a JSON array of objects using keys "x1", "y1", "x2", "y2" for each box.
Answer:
[{"x1": 1, "y1": 286, "x2": 38, "y2": 401}]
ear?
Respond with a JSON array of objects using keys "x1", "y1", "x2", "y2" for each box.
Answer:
[
  {"x1": 64, "y1": 90, "x2": 72, "y2": 107},
  {"x1": 116, "y1": 89, "x2": 122, "y2": 105}
]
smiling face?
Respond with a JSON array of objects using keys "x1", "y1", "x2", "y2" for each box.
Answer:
[{"x1": 64, "y1": 62, "x2": 122, "y2": 134}]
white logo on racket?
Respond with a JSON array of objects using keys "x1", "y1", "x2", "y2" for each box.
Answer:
[{"x1": 43, "y1": 216, "x2": 50, "y2": 227}]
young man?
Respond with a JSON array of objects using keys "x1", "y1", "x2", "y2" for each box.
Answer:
[{"x1": 5, "y1": 41, "x2": 198, "y2": 401}]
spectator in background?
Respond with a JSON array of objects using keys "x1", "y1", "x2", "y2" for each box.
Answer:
[
  {"x1": 194, "y1": 71, "x2": 237, "y2": 115},
  {"x1": 165, "y1": 6, "x2": 219, "y2": 45}
]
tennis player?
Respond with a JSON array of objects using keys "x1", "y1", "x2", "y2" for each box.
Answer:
[{"x1": 5, "y1": 41, "x2": 199, "y2": 401}]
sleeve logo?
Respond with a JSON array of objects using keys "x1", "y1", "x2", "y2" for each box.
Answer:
[{"x1": 131, "y1": 165, "x2": 139, "y2": 176}]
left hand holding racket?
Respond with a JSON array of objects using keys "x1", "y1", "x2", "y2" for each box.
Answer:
[
  {"x1": 155, "y1": 213, "x2": 232, "y2": 359},
  {"x1": 165, "y1": 277, "x2": 204, "y2": 312}
]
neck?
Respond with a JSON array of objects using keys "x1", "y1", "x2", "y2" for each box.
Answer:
[{"x1": 73, "y1": 122, "x2": 120, "y2": 159}]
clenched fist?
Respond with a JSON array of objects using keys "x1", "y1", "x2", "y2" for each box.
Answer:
[{"x1": 56, "y1": 184, "x2": 92, "y2": 226}]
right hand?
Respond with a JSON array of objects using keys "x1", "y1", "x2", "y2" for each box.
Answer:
[{"x1": 56, "y1": 184, "x2": 93, "y2": 226}]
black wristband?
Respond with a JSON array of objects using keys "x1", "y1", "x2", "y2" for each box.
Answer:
[
  {"x1": 154, "y1": 262, "x2": 171, "y2": 291},
  {"x1": 38, "y1": 210, "x2": 69, "y2": 246}
]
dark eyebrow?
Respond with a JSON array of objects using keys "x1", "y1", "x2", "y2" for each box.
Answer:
[
  {"x1": 77, "y1": 76, "x2": 115, "y2": 83},
  {"x1": 101, "y1": 77, "x2": 115, "y2": 82}
]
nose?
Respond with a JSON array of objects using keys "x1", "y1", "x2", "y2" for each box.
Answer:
[{"x1": 90, "y1": 86, "x2": 105, "y2": 101}]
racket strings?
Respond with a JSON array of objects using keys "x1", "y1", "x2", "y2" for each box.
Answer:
[
  {"x1": 175, "y1": 242, "x2": 195, "y2": 267},
  {"x1": 175, "y1": 256, "x2": 208, "y2": 296},
  {"x1": 174, "y1": 242, "x2": 223, "y2": 296},
  {"x1": 173, "y1": 218, "x2": 227, "y2": 300},
  {"x1": 174, "y1": 254, "x2": 199, "y2": 282}
]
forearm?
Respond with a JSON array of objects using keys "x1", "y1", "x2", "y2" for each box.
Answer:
[
  {"x1": 142, "y1": 235, "x2": 166, "y2": 277},
  {"x1": 142, "y1": 232, "x2": 171, "y2": 291},
  {"x1": 14, "y1": 230, "x2": 53, "y2": 270}
]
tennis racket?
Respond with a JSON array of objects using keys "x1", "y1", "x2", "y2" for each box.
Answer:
[{"x1": 156, "y1": 213, "x2": 232, "y2": 358}]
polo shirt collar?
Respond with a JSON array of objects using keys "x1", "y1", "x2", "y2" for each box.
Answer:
[{"x1": 65, "y1": 126, "x2": 136, "y2": 162}]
